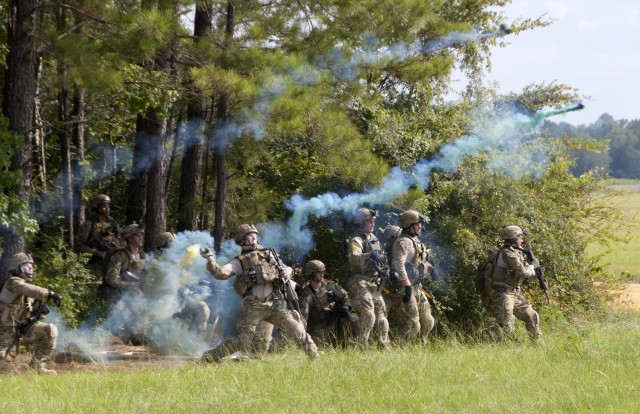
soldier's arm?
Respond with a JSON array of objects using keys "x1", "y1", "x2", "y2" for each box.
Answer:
[
  {"x1": 105, "y1": 253, "x2": 140, "y2": 290},
  {"x1": 5, "y1": 277, "x2": 50, "y2": 302},
  {"x1": 391, "y1": 239, "x2": 412, "y2": 286},
  {"x1": 74, "y1": 220, "x2": 97, "y2": 255},
  {"x1": 298, "y1": 287, "x2": 311, "y2": 321},
  {"x1": 330, "y1": 282, "x2": 351, "y2": 308},
  {"x1": 206, "y1": 257, "x2": 239, "y2": 280},
  {"x1": 503, "y1": 250, "x2": 535, "y2": 281},
  {"x1": 347, "y1": 237, "x2": 371, "y2": 272}
]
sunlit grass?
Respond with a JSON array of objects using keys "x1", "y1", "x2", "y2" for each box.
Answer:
[{"x1": 2, "y1": 311, "x2": 640, "y2": 413}]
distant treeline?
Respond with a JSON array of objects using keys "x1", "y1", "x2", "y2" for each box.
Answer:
[{"x1": 546, "y1": 114, "x2": 640, "y2": 178}]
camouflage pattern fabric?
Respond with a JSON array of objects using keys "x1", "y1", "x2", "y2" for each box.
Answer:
[{"x1": 346, "y1": 234, "x2": 390, "y2": 349}]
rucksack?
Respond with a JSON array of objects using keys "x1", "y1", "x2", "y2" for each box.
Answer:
[{"x1": 475, "y1": 249, "x2": 499, "y2": 305}]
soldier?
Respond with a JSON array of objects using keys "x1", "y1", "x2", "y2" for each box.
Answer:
[
  {"x1": 200, "y1": 224, "x2": 318, "y2": 362},
  {"x1": 0, "y1": 253, "x2": 62, "y2": 373},
  {"x1": 99, "y1": 223, "x2": 146, "y2": 302},
  {"x1": 389, "y1": 211, "x2": 435, "y2": 344},
  {"x1": 75, "y1": 194, "x2": 122, "y2": 278},
  {"x1": 154, "y1": 232, "x2": 210, "y2": 335},
  {"x1": 346, "y1": 208, "x2": 390, "y2": 349},
  {"x1": 486, "y1": 225, "x2": 542, "y2": 342},
  {"x1": 299, "y1": 260, "x2": 355, "y2": 346}
]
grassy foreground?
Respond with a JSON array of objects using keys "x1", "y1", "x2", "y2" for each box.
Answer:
[{"x1": 2, "y1": 312, "x2": 640, "y2": 413}]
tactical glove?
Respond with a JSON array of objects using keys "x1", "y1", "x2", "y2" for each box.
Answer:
[
  {"x1": 200, "y1": 247, "x2": 213, "y2": 259},
  {"x1": 402, "y1": 286, "x2": 412, "y2": 304},
  {"x1": 48, "y1": 291, "x2": 63, "y2": 307},
  {"x1": 372, "y1": 249, "x2": 385, "y2": 263}
]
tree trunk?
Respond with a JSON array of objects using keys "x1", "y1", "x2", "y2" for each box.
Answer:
[
  {"x1": 142, "y1": 107, "x2": 168, "y2": 252},
  {"x1": 125, "y1": 115, "x2": 149, "y2": 225},
  {"x1": 72, "y1": 86, "x2": 86, "y2": 229},
  {"x1": 213, "y1": 0, "x2": 235, "y2": 253},
  {"x1": 1, "y1": 0, "x2": 40, "y2": 260},
  {"x1": 177, "y1": 1, "x2": 213, "y2": 231},
  {"x1": 57, "y1": 5, "x2": 74, "y2": 247}
]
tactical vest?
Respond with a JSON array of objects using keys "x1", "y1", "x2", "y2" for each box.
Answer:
[
  {"x1": 104, "y1": 248, "x2": 146, "y2": 283},
  {"x1": 0, "y1": 277, "x2": 29, "y2": 326},
  {"x1": 348, "y1": 233, "x2": 383, "y2": 276},
  {"x1": 396, "y1": 234, "x2": 428, "y2": 281},
  {"x1": 233, "y1": 249, "x2": 279, "y2": 296},
  {"x1": 490, "y1": 248, "x2": 520, "y2": 287}
]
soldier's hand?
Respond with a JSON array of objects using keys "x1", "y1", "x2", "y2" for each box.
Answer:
[
  {"x1": 48, "y1": 291, "x2": 63, "y2": 307},
  {"x1": 402, "y1": 286, "x2": 412, "y2": 303},
  {"x1": 200, "y1": 247, "x2": 213, "y2": 259},
  {"x1": 370, "y1": 250, "x2": 384, "y2": 264}
]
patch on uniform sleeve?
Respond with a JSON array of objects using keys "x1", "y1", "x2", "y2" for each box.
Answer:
[{"x1": 110, "y1": 254, "x2": 120, "y2": 265}]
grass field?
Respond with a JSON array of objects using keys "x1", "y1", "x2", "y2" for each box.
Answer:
[
  {"x1": 2, "y1": 311, "x2": 640, "y2": 413},
  {"x1": 587, "y1": 182, "x2": 640, "y2": 278}
]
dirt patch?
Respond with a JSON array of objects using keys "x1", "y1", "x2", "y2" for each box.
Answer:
[{"x1": 609, "y1": 283, "x2": 640, "y2": 310}]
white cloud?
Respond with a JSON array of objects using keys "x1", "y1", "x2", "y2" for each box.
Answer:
[{"x1": 547, "y1": 1, "x2": 572, "y2": 19}]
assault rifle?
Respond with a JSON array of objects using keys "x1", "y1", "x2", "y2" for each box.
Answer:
[
  {"x1": 267, "y1": 248, "x2": 305, "y2": 323},
  {"x1": 520, "y1": 247, "x2": 550, "y2": 304},
  {"x1": 2, "y1": 300, "x2": 50, "y2": 360}
]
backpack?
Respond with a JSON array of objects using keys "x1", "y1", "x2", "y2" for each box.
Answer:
[{"x1": 475, "y1": 249, "x2": 499, "y2": 305}]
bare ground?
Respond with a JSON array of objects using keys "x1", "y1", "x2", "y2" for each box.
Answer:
[{"x1": 608, "y1": 283, "x2": 640, "y2": 311}]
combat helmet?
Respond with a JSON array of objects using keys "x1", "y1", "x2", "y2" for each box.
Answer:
[
  {"x1": 6, "y1": 252, "x2": 34, "y2": 276},
  {"x1": 383, "y1": 225, "x2": 402, "y2": 244},
  {"x1": 91, "y1": 194, "x2": 112, "y2": 210},
  {"x1": 399, "y1": 210, "x2": 425, "y2": 228},
  {"x1": 304, "y1": 260, "x2": 326, "y2": 280},
  {"x1": 499, "y1": 225, "x2": 524, "y2": 240},
  {"x1": 122, "y1": 223, "x2": 144, "y2": 240},
  {"x1": 353, "y1": 208, "x2": 377, "y2": 225},
  {"x1": 155, "y1": 232, "x2": 175, "y2": 249},
  {"x1": 234, "y1": 224, "x2": 259, "y2": 245}
]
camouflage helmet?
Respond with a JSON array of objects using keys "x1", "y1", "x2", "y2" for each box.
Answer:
[
  {"x1": 122, "y1": 223, "x2": 144, "y2": 240},
  {"x1": 234, "y1": 224, "x2": 259, "y2": 245},
  {"x1": 499, "y1": 225, "x2": 524, "y2": 240},
  {"x1": 399, "y1": 210, "x2": 425, "y2": 228},
  {"x1": 155, "y1": 232, "x2": 175, "y2": 249},
  {"x1": 304, "y1": 259, "x2": 326, "y2": 279},
  {"x1": 5, "y1": 252, "x2": 34, "y2": 274},
  {"x1": 383, "y1": 225, "x2": 402, "y2": 244},
  {"x1": 91, "y1": 194, "x2": 112, "y2": 210},
  {"x1": 353, "y1": 208, "x2": 377, "y2": 225}
]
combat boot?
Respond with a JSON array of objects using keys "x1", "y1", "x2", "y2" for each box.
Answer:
[{"x1": 31, "y1": 358, "x2": 57, "y2": 374}]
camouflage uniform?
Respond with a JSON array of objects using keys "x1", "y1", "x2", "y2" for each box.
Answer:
[
  {"x1": 99, "y1": 247, "x2": 146, "y2": 302},
  {"x1": 202, "y1": 244, "x2": 318, "y2": 362},
  {"x1": 0, "y1": 277, "x2": 58, "y2": 373},
  {"x1": 387, "y1": 233, "x2": 425, "y2": 341},
  {"x1": 75, "y1": 213, "x2": 122, "y2": 279},
  {"x1": 346, "y1": 233, "x2": 390, "y2": 348},
  {"x1": 487, "y1": 245, "x2": 541, "y2": 341},
  {"x1": 299, "y1": 279, "x2": 353, "y2": 346}
]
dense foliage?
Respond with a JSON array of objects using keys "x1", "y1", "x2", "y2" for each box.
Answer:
[{"x1": 0, "y1": 0, "x2": 625, "y2": 332}]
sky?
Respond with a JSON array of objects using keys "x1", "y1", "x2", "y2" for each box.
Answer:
[{"x1": 454, "y1": 0, "x2": 640, "y2": 126}]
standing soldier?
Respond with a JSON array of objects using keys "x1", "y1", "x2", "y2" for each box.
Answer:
[
  {"x1": 299, "y1": 260, "x2": 355, "y2": 347},
  {"x1": 389, "y1": 211, "x2": 435, "y2": 344},
  {"x1": 346, "y1": 208, "x2": 390, "y2": 349},
  {"x1": 485, "y1": 225, "x2": 542, "y2": 342},
  {"x1": 0, "y1": 253, "x2": 62, "y2": 373},
  {"x1": 200, "y1": 224, "x2": 318, "y2": 362},
  {"x1": 100, "y1": 223, "x2": 146, "y2": 302},
  {"x1": 75, "y1": 194, "x2": 122, "y2": 279}
]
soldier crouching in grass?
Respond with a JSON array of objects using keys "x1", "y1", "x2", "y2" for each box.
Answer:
[
  {"x1": 0, "y1": 253, "x2": 62, "y2": 374},
  {"x1": 200, "y1": 224, "x2": 318, "y2": 362}
]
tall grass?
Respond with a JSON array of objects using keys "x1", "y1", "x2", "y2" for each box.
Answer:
[
  {"x1": 587, "y1": 185, "x2": 640, "y2": 278},
  {"x1": 2, "y1": 311, "x2": 640, "y2": 413}
]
